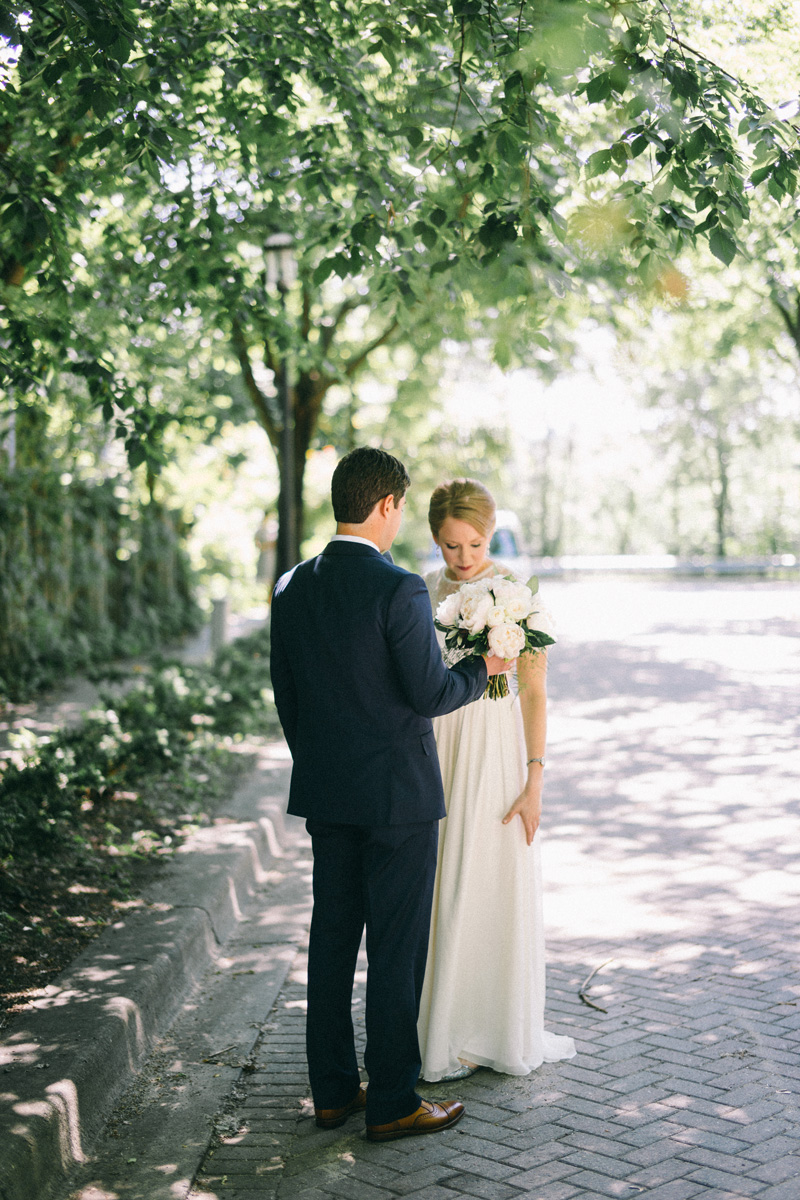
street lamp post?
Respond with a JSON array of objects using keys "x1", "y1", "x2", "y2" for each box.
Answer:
[{"x1": 265, "y1": 233, "x2": 298, "y2": 574}]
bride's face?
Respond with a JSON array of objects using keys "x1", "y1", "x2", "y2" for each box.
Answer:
[{"x1": 434, "y1": 516, "x2": 493, "y2": 580}]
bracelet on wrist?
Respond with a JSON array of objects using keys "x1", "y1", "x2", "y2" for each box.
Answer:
[{"x1": 527, "y1": 756, "x2": 545, "y2": 767}]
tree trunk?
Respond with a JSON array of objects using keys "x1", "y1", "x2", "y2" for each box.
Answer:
[
  {"x1": 233, "y1": 304, "x2": 397, "y2": 580},
  {"x1": 713, "y1": 435, "x2": 730, "y2": 558},
  {"x1": 274, "y1": 390, "x2": 310, "y2": 580},
  {"x1": 273, "y1": 368, "x2": 325, "y2": 578}
]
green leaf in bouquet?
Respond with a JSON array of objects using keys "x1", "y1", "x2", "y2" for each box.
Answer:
[{"x1": 525, "y1": 630, "x2": 556, "y2": 649}]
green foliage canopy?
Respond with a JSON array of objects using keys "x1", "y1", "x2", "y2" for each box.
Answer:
[
  {"x1": 4, "y1": 1, "x2": 800, "y2": 351},
  {"x1": 2, "y1": 0, "x2": 800, "y2": 570}
]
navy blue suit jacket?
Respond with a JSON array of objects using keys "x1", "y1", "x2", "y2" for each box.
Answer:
[{"x1": 269, "y1": 540, "x2": 488, "y2": 825}]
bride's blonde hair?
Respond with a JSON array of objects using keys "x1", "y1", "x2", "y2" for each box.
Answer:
[{"x1": 428, "y1": 479, "x2": 496, "y2": 539}]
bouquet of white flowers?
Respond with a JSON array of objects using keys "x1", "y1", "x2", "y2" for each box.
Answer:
[{"x1": 434, "y1": 574, "x2": 556, "y2": 699}]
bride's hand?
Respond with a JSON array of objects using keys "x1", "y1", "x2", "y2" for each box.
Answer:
[{"x1": 502, "y1": 781, "x2": 542, "y2": 845}]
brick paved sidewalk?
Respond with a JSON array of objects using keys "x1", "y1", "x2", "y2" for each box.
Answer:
[{"x1": 189, "y1": 581, "x2": 800, "y2": 1200}]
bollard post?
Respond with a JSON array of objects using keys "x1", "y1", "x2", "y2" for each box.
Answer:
[{"x1": 210, "y1": 596, "x2": 228, "y2": 656}]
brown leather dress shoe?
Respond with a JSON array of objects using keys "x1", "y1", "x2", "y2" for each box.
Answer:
[
  {"x1": 315, "y1": 1084, "x2": 368, "y2": 1129},
  {"x1": 366, "y1": 1098, "x2": 465, "y2": 1142}
]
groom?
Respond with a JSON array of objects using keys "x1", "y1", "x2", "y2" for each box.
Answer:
[{"x1": 270, "y1": 447, "x2": 510, "y2": 1141}]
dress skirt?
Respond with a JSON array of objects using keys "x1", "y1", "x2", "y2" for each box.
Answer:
[{"x1": 417, "y1": 690, "x2": 576, "y2": 1081}]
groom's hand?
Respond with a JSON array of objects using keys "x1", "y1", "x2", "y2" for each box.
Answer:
[{"x1": 483, "y1": 653, "x2": 516, "y2": 677}]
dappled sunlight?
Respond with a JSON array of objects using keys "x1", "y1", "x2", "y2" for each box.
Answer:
[
  {"x1": 519, "y1": 580, "x2": 800, "y2": 1171},
  {"x1": 541, "y1": 580, "x2": 800, "y2": 946},
  {"x1": 45, "y1": 1078, "x2": 85, "y2": 1166},
  {"x1": 103, "y1": 998, "x2": 146, "y2": 1063}
]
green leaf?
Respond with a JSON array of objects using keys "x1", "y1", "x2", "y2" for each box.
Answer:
[
  {"x1": 585, "y1": 149, "x2": 612, "y2": 179},
  {"x1": 313, "y1": 258, "x2": 335, "y2": 286},
  {"x1": 91, "y1": 90, "x2": 114, "y2": 120},
  {"x1": 478, "y1": 212, "x2": 518, "y2": 250},
  {"x1": 626, "y1": 96, "x2": 650, "y2": 120},
  {"x1": 694, "y1": 187, "x2": 716, "y2": 212},
  {"x1": 694, "y1": 210, "x2": 718, "y2": 234},
  {"x1": 608, "y1": 63, "x2": 630, "y2": 94},
  {"x1": 404, "y1": 125, "x2": 424, "y2": 149},
  {"x1": 329, "y1": 253, "x2": 350, "y2": 279},
  {"x1": 637, "y1": 251, "x2": 657, "y2": 285},
  {"x1": 652, "y1": 175, "x2": 673, "y2": 204},
  {"x1": 684, "y1": 128, "x2": 707, "y2": 163},
  {"x1": 708, "y1": 227, "x2": 737, "y2": 266},
  {"x1": 611, "y1": 142, "x2": 629, "y2": 171},
  {"x1": 352, "y1": 219, "x2": 380, "y2": 250},
  {"x1": 453, "y1": 0, "x2": 482, "y2": 16},
  {"x1": 650, "y1": 18, "x2": 667, "y2": 46},
  {"x1": 749, "y1": 164, "x2": 773, "y2": 187},
  {"x1": 668, "y1": 65, "x2": 700, "y2": 103},
  {"x1": 497, "y1": 130, "x2": 519, "y2": 163},
  {"x1": 586, "y1": 73, "x2": 612, "y2": 104},
  {"x1": 767, "y1": 176, "x2": 785, "y2": 201},
  {"x1": 126, "y1": 439, "x2": 147, "y2": 469},
  {"x1": 43, "y1": 58, "x2": 71, "y2": 86},
  {"x1": 414, "y1": 222, "x2": 437, "y2": 250},
  {"x1": 494, "y1": 339, "x2": 511, "y2": 369}
]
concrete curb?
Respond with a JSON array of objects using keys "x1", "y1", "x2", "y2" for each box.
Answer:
[{"x1": 0, "y1": 742, "x2": 293, "y2": 1200}]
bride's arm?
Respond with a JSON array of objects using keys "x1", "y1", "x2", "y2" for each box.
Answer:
[{"x1": 501, "y1": 649, "x2": 547, "y2": 845}]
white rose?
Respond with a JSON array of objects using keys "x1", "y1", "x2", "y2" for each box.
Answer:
[
  {"x1": 460, "y1": 578, "x2": 492, "y2": 601},
  {"x1": 490, "y1": 577, "x2": 527, "y2": 602},
  {"x1": 486, "y1": 604, "x2": 508, "y2": 627},
  {"x1": 504, "y1": 594, "x2": 534, "y2": 621},
  {"x1": 527, "y1": 604, "x2": 556, "y2": 638},
  {"x1": 435, "y1": 591, "x2": 462, "y2": 627},
  {"x1": 488, "y1": 621, "x2": 526, "y2": 659},
  {"x1": 461, "y1": 592, "x2": 494, "y2": 633}
]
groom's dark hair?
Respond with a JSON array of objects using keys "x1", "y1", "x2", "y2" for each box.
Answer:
[{"x1": 332, "y1": 447, "x2": 411, "y2": 524}]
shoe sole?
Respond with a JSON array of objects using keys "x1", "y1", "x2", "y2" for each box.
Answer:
[
  {"x1": 315, "y1": 1094, "x2": 367, "y2": 1129},
  {"x1": 366, "y1": 1107, "x2": 465, "y2": 1142},
  {"x1": 316, "y1": 1115, "x2": 350, "y2": 1129}
]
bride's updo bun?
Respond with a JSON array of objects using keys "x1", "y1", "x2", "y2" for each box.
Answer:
[{"x1": 428, "y1": 479, "x2": 496, "y2": 538}]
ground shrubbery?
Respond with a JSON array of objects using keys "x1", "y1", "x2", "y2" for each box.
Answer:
[
  {"x1": 0, "y1": 623, "x2": 279, "y2": 1019},
  {"x1": 0, "y1": 471, "x2": 202, "y2": 702}
]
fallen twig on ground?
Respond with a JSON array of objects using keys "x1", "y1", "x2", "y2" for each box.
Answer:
[{"x1": 579, "y1": 958, "x2": 614, "y2": 1013}]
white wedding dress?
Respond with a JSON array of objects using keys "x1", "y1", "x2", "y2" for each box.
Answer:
[{"x1": 417, "y1": 564, "x2": 576, "y2": 1081}]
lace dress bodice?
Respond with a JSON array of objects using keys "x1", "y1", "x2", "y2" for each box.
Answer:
[{"x1": 424, "y1": 562, "x2": 520, "y2": 688}]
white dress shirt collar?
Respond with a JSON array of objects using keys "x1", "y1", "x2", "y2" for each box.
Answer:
[{"x1": 330, "y1": 533, "x2": 381, "y2": 553}]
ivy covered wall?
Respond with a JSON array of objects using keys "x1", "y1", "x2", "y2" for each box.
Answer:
[{"x1": 0, "y1": 471, "x2": 201, "y2": 700}]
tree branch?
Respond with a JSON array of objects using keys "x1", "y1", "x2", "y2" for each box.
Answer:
[
  {"x1": 343, "y1": 317, "x2": 400, "y2": 379},
  {"x1": 231, "y1": 314, "x2": 279, "y2": 446},
  {"x1": 772, "y1": 290, "x2": 800, "y2": 356},
  {"x1": 321, "y1": 296, "x2": 362, "y2": 354}
]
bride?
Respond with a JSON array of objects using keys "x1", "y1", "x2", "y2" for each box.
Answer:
[{"x1": 417, "y1": 478, "x2": 576, "y2": 1082}]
